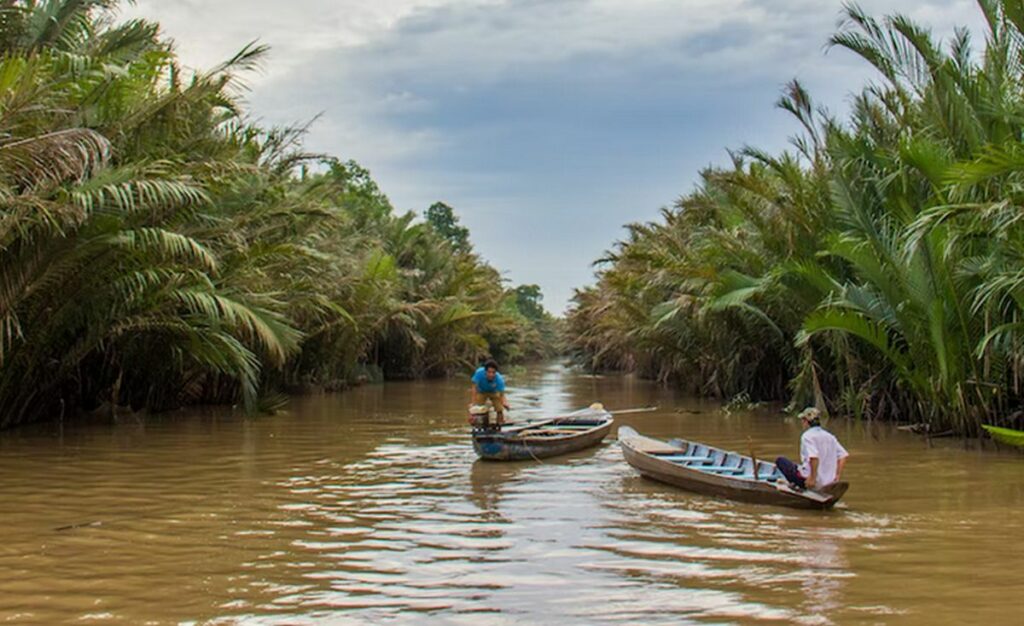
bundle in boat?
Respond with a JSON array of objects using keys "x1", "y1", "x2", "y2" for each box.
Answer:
[
  {"x1": 472, "y1": 404, "x2": 614, "y2": 461},
  {"x1": 618, "y1": 426, "x2": 848, "y2": 510}
]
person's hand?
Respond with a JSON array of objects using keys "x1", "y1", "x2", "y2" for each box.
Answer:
[{"x1": 805, "y1": 476, "x2": 816, "y2": 489}]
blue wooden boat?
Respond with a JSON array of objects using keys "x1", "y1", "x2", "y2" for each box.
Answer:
[
  {"x1": 472, "y1": 405, "x2": 614, "y2": 461},
  {"x1": 619, "y1": 426, "x2": 848, "y2": 510}
]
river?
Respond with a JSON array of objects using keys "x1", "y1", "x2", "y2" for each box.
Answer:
[{"x1": 0, "y1": 363, "x2": 1021, "y2": 624}]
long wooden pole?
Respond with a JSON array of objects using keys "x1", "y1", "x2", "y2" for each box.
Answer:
[
  {"x1": 502, "y1": 406, "x2": 657, "y2": 430},
  {"x1": 608, "y1": 406, "x2": 659, "y2": 415}
]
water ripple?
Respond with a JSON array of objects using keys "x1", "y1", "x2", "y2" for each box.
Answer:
[{"x1": 1, "y1": 368, "x2": 1022, "y2": 624}]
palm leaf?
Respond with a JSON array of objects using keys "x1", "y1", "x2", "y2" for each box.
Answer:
[{"x1": 981, "y1": 424, "x2": 1024, "y2": 447}]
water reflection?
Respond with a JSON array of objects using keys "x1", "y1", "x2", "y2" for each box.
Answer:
[
  {"x1": 468, "y1": 460, "x2": 519, "y2": 518},
  {"x1": 0, "y1": 363, "x2": 1021, "y2": 624},
  {"x1": 790, "y1": 527, "x2": 848, "y2": 625}
]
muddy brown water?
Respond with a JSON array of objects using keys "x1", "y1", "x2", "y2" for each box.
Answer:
[{"x1": 1, "y1": 363, "x2": 1022, "y2": 625}]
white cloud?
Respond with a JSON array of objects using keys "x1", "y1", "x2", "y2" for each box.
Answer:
[
  {"x1": 126, "y1": 1, "x2": 980, "y2": 82},
  {"x1": 121, "y1": 0, "x2": 466, "y2": 78},
  {"x1": 125, "y1": 0, "x2": 990, "y2": 312}
]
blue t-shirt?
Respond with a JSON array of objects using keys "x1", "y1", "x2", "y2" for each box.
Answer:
[{"x1": 472, "y1": 367, "x2": 505, "y2": 393}]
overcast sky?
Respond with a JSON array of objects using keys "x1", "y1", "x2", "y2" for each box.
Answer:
[{"x1": 125, "y1": 0, "x2": 984, "y2": 314}]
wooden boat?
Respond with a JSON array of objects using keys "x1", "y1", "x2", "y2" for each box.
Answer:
[
  {"x1": 472, "y1": 405, "x2": 614, "y2": 461},
  {"x1": 618, "y1": 426, "x2": 849, "y2": 510}
]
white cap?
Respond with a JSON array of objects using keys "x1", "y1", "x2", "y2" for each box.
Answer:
[{"x1": 798, "y1": 407, "x2": 821, "y2": 421}]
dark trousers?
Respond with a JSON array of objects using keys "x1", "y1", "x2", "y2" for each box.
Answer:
[{"x1": 775, "y1": 456, "x2": 806, "y2": 488}]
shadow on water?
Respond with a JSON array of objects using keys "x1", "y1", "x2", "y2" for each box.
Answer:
[
  {"x1": 0, "y1": 362, "x2": 1021, "y2": 624},
  {"x1": 468, "y1": 460, "x2": 528, "y2": 518}
]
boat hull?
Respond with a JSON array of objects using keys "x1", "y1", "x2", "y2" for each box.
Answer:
[
  {"x1": 473, "y1": 408, "x2": 614, "y2": 461},
  {"x1": 619, "y1": 428, "x2": 848, "y2": 510}
]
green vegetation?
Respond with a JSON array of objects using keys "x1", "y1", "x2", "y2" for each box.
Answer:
[
  {"x1": 0, "y1": 1, "x2": 553, "y2": 428},
  {"x1": 982, "y1": 425, "x2": 1024, "y2": 447},
  {"x1": 567, "y1": 0, "x2": 1024, "y2": 435}
]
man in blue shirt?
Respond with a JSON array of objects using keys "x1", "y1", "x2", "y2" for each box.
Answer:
[{"x1": 471, "y1": 359, "x2": 509, "y2": 427}]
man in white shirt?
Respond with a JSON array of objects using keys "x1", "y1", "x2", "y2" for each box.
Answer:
[{"x1": 775, "y1": 408, "x2": 849, "y2": 490}]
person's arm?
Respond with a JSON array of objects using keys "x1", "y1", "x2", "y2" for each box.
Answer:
[
  {"x1": 800, "y1": 435, "x2": 818, "y2": 487},
  {"x1": 497, "y1": 374, "x2": 509, "y2": 408},
  {"x1": 469, "y1": 369, "x2": 482, "y2": 404},
  {"x1": 806, "y1": 457, "x2": 819, "y2": 488},
  {"x1": 836, "y1": 454, "x2": 849, "y2": 480},
  {"x1": 834, "y1": 440, "x2": 850, "y2": 480}
]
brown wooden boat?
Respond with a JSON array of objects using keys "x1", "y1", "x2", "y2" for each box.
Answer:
[
  {"x1": 619, "y1": 426, "x2": 848, "y2": 510},
  {"x1": 472, "y1": 405, "x2": 614, "y2": 461}
]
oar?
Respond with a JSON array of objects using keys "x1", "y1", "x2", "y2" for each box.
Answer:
[
  {"x1": 497, "y1": 405, "x2": 656, "y2": 434},
  {"x1": 505, "y1": 405, "x2": 655, "y2": 425},
  {"x1": 608, "y1": 406, "x2": 659, "y2": 415}
]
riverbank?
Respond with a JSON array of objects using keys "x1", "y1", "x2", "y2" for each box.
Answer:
[
  {"x1": 566, "y1": 2, "x2": 1024, "y2": 437},
  {"x1": 0, "y1": 2, "x2": 560, "y2": 430}
]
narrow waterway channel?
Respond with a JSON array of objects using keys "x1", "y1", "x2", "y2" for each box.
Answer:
[{"x1": 0, "y1": 363, "x2": 1021, "y2": 624}]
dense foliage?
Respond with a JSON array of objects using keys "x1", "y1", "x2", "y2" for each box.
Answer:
[
  {"x1": 0, "y1": 1, "x2": 553, "y2": 428},
  {"x1": 568, "y1": 0, "x2": 1024, "y2": 434}
]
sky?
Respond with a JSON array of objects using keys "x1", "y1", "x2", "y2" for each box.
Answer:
[{"x1": 125, "y1": 0, "x2": 984, "y2": 314}]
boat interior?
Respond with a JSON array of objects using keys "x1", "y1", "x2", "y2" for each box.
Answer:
[
  {"x1": 511, "y1": 417, "x2": 610, "y2": 437},
  {"x1": 472, "y1": 414, "x2": 612, "y2": 438},
  {"x1": 645, "y1": 439, "x2": 785, "y2": 482}
]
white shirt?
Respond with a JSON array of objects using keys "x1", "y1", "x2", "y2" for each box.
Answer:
[{"x1": 800, "y1": 426, "x2": 849, "y2": 485}]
